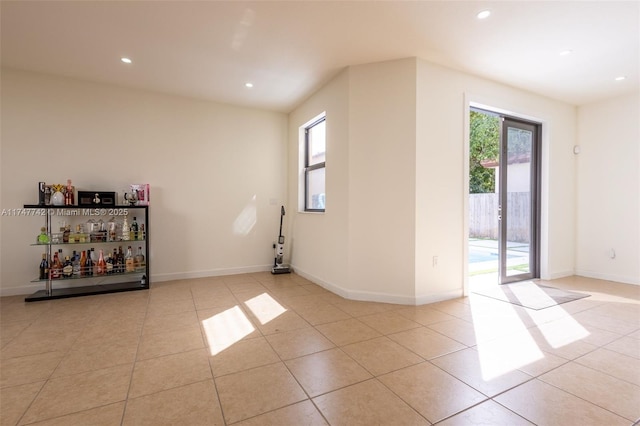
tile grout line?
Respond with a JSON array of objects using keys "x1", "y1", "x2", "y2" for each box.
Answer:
[{"x1": 120, "y1": 288, "x2": 152, "y2": 426}]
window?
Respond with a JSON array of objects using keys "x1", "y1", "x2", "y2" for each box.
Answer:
[{"x1": 304, "y1": 116, "x2": 326, "y2": 211}]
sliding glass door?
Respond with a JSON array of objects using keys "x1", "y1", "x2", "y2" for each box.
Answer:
[{"x1": 499, "y1": 118, "x2": 540, "y2": 284}]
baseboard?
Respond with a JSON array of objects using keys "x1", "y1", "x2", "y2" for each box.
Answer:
[
  {"x1": 1, "y1": 265, "x2": 274, "y2": 297},
  {"x1": 290, "y1": 267, "x2": 350, "y2": 299},
  {"x1": 1, "y1": 283, "x2": 45, "y2": 297},
  {"x1": 152, "y1": 264, "x2": 273, "y2": 283},
  {"x1": 293, "y1": 265, "x2": 462, "y2": 306},
  {"x1": 415, "y1": 289, "x2": 464, "y2": 305},
  {"x1": 543, "y1": 270, "x2": 575, "y2": 280},
  {"x1": 574, "y1": 269, "x2": 640, "y2": 286}
]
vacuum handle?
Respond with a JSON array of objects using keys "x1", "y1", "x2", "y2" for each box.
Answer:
[{"x1": 278, "y1": 205, "x2": 285, "y2": 237}]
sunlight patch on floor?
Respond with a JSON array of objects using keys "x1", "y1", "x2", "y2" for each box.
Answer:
[
  {"x1": 202, "y1": 305, "x2": 255, "y2": 356},
  {"x1": 476, "y1": 334, "x2": 544, "y2": 381},
  {"x1": 470, "y1": 297, "x2": 544, "y2": 381},
  {"x1": 243, "y1": 292, "x2": 287, "y2": 325},
  {"x1": 535, "y1": 315, "x2": 590, "y2": 349}
]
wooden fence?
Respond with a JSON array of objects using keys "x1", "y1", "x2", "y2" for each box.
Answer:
[{"x1": 469, "y1": 193, "x2": 530, "y2": 243}]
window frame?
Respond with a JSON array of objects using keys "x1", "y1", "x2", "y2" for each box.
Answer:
[{"x1": 304, "y1": 116, "x2": 326, "y2": 212}]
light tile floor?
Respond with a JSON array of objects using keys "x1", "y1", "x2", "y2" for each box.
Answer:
[{"x1": 1, "y1": 273, "x2": 639, "y2": 425}]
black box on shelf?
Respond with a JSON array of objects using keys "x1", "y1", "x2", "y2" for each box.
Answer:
[{"x1": 77, "y1": 191, "x2": 117, "y2": 206}]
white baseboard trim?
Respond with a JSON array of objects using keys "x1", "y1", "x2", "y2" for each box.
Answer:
[
  {"x1": 0, "y1": 264, "x2": 274, "y2": 297},
  {"x1": 1, "y1": 283, "x2": 44, "y2": 297},
  {"x1": 415, "y1": 289, "x2": 465, "y2": 305},
  {"x1": 292, "y1": 265, "x2": 462, "y2": 306},
  {"x1": 543, "y1": 270, "x2": 575, "y2": 280},
  {"x1": 289, "y1": 267, "x2": 349, "y2": 299},
  {"x1": 574, "y1": 269, "x2": 640, "y2": 286},
  {"x1": 152, "y1": 264, "x2": 273, "y2": 283}
]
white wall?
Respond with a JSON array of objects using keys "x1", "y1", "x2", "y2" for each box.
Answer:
[
  {"x1": 0, "y1": 69, "x2": 288, "y2": 296},
  {"x1": 576, "y1": 93, "x2": 640, "y2": 285},
  {"x1": 289, "y1": 57, "x2": 579, "y2": 304},
  {"x1": 347, "y1": 59, "x2": 417, "y2": 302},
  {"x1": 287, "y1": 71, "x2": 350, "y2": 294},
  {"x1": 287, "y1": 69, "x2": 351, "y2": 293},
  {"x1": 289, "y1": 60, "x2": 418, "y2": 303},
  {"x1": 416, "y1": 59, "x2": 578, "y2": 301}
]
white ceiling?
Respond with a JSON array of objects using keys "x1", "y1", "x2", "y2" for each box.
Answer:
[{"x1": 2, "y1": 1, "x2": 638, "y2": 112}]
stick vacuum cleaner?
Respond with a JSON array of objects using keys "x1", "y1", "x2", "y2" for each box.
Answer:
[{"x1": 271, "y1": 205, "x2": 291, "y2": 274}]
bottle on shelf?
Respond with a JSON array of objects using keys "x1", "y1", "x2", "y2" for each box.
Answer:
[
  {"x1": 125, "y1": 246, "x2": 135, "y2": 272},
  {"x1": 131, "y1": 217, "x2": 139, "y2": 240},
  {"x1": 133, "y1": 247, "x2": 140, "y2": 270},
  {"x1": 72, "y1": 251, "x2": 81, "y2": 276},
  {"x1": 80, "y1": 250, "x2": 87, "y2": 276},
  {"x1": 44, "y1": 185, "x2": 52, "y2": 205},
  {"x1": 37, "y1": 227, "x2": 50, "y2": 244},
  {"x1": 110, "y1": 248, "x2": 118, "y2": 274},
  {"x1": 51, "y1": 250, "x2": 62, "y2": 279},
  {"x1": 97, "y1": 249, "x2": 106, "y2": 275},
  {"x1": 39, "y1": 253, "x2": 49, "y2": 280},
  {"x1": 117, "y1": 246, "x2": 125, "y2": 273},
  {"x1": 135, "y1": 246, "x2": 145, "y2": 272},
  {"x1": 62, "y1": 255, "x2": 73, "y2": 278},
  {"x1": 90, "y1": 248, "x2": 98, "y2": 275},
  {"x1": 63, "y1": 225, "x2": 70, "y2": 243},
  {"x1": 106, "y1": 252, "x2": 114, "y2": 275},
  {"x1": 140, "y1": 224, "x2": 145, "y2": 240},
  {"x1": 108, "y1": 217, "x2": 117, "y2": 242},
  {"x1": 86, "y1": 248, "x2": 94, "y2": 277},
  {"x1": 122, "y1": 216, "x2": 130, "y2": 241},
  {"x1": 65, "y1": 179, "x2": 74, "y2": 205}
]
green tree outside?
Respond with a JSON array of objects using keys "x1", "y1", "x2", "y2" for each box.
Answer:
[{"x1": 469, "y1": 110, "x2": 499, "y2": 193}]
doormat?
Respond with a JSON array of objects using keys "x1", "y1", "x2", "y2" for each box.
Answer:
[{"x1": 471, "y1": 281, "x2": 590, "y2": 310}]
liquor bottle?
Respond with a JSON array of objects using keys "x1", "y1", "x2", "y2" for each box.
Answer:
[
  {"x1": 65, "y1": 179, "x2": 74, "y2": 205},
  {"x1": 118, "y1": 246, "x2": 125, "y2": 273},
  {"x1": 39, "y1": 253, "x2": 49, "y2": 280},
  {"x1": 90, "y1": 248, "x2": 98, "y2": 275},
  {"x1": 72, "y1": 251, "x2": 81, "y2": 276},
  {"x1": 62, "y1": 255, "x2": 73, "y2": 278},
  {"x1": 108, "y1": 217, "x2": 117, "y2": 242},
  {"x1": 111, "y1": 248, "x2": 117, "y2": 274},
  {"x1": 125, "y1": 246, "x2": 135, "y2": 272},
  {"x1": 131, "y1": 217, "x2": 139, "y2": 240},
  {"x1": 97, "y1": 250, "x2": 106, "y2": 275},
  {"x1": 38, "y1": 182, "x2": 46, "y2": 206},
  {"x1": 122, "y1": 217, "x2": 130, "y2": 241},
  {"x1": 44, "y1": 185, "x2": 51, "y2": 205},
  {"x1": 63, "y1": 225, "x2": 70, "y2": 243},
  {"x1": 106, "y1": 252, "x2": 114, "y2": 275},
  {"x1": 133, "y1": 247, "x2": 140, "y2": 271},
  {"x1": 52, "y1": 250, "x2": 62, "y2": 279},
  {"x1": 37, "y1": 227, "x2": 50, "y2": 244},
  {"x1": 80, "y1": 250, "x2": 87, "y2": 276},
  {"x1": 86, "y1": 249, "x2": 94, "y2": 276},
  {"x1": 139, "y1": 224, "x2": 145, "y2": 240},
  {"x1": 135, "y1": 246, "x2": 145, "y2": 272}
]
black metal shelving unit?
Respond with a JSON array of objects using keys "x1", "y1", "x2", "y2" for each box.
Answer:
[{"x1": 24, "y1": 204, "x2": 150, "y2": 302}]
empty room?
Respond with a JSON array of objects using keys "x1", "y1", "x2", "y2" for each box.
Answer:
[{"x1": 1, "y1": 1, "x2": 638, "y2": 425}]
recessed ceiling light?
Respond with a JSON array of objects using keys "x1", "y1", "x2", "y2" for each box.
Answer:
[
  {"x1": 559, "y1": 50, "x2": 573, "y2": 56},
  {"x1": 477, "y1": 10, "x2": 491, "y2": 19},
  {"x1": 245, "y1": 82, "x2": 254, "y2": 88},
  {"x1": 614, "y1": 76, "x2": 626, "y2": 81},
  {"x1": 121, "y1": 57, "x2": 132, "y2": 64}
]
